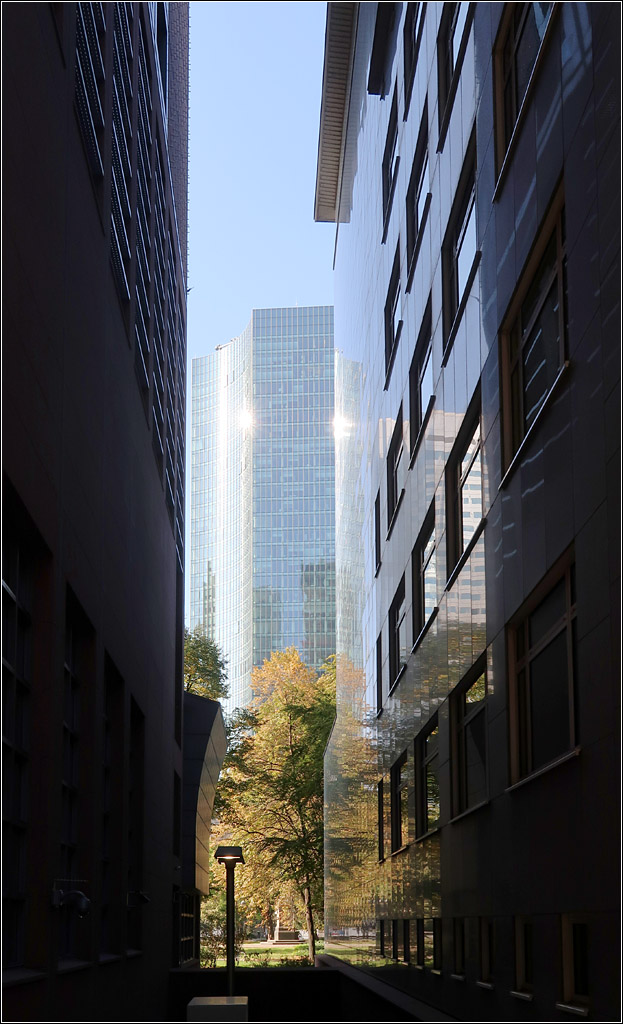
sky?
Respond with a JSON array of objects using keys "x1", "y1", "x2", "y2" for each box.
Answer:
[
  {"x1": 186, "y1": 1, "x2": 335, "y2": 363},
  {"x1": 184, "y1": 1, "x2": 336, "y2": 617}
]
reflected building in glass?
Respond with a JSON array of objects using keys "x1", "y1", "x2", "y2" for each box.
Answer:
[
  {"x1": 190, "y1": 306, "x2": 335, "y2": 712},
  {"x1": 315, "y1": 3, "x2": 619, "y2": 1021}
]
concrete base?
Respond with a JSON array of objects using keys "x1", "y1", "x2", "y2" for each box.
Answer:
[{"x1": 187, "y1": 996, "x2": 249, "y2": 1021}]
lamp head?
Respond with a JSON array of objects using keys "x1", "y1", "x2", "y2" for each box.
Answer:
[{"x1": 214, "y1": 845, "x2": 244, "y2": 865}]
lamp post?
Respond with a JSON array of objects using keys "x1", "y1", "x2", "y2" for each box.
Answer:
[{"x1": 214, "y1": 846, "x2": 244, "y2": 997}]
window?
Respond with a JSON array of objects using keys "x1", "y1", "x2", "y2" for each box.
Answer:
[
  {"x1": 425, "y1": 919, "x2": 443, "y2": 970},
  {"x1": 514, "y1": 916, "x2": 534, "y2": 994},
  {"x1": 377, "y1": 779, "x2": 385, "y2": 860},
  {"x1": 409, "y1": 300, "x2": 434, "y2": 456},
  {"x1": 416, "y1": 715, "x2": 440, "y2": 836},
  {"x1": 406, "y1": 104, "x2": 430, "y2": 277},
  {"x1": 479, "y1": 917, "x2": 495, "y2": 983},
  {"x1": 393, "y1": 920, "x2": 410, "y2": 963},
  {"x1": 376, "y1": 632, "x2": 383, "y2": 714},
  {"x1": 378, "y1": 919, "x2": 392, "y2": 957},
  {"x1": 384, "y1": 244, "x2": 402, "y2": 381},
  {"x1": 509, "y1": 557, "x2": 577, "y2": 782},
  {"x1": 453, "y1": 918, "x2": 466, "y2": 976},
  {"x1": 446, "y1": 399, "x2": 483, "y2": 577},
  {"x1": 382, "y1": 87, "x2": 399, "y2": 227},
  {"x1": 438, "y1": 2, "x2": 471, "y2": 135},
  {"x1": 501, "y1": 195, "x2": 567, "y2": 467},
  {"x1": 495, "y1": 3, "x2": 554, "y2": 168},
  {"x1": 561, "y1": 915, "x2": 589, "y2": 1009},
  {"x1": 451, "y1": 664, "x2": 487, "y2": 815},
  {"x1": 443, "y1": 135, "x2": 477, "y2": 350},
  {"x1": 390, "y1": 750, "x2": 409, "y2": 851},
  {"x1": 374, "y1": 490, "x2": 381, "y2": 574},
  {"x1": 387, "y1": 406, "x2": 405, "y2": 528},
  {"x1": 404, "y1": 3, "x2": 427, "y2": 111},
  {"x1": 412, "y1": 503, "x2": 436, "y2": 643},
  {"x1": 389, "y1": 577, "x2": 407, "y2": 688}
]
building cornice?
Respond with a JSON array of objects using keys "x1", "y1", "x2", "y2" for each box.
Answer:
[{"x1": 314, "y1": 2, "x2": 358, "y2": 223}]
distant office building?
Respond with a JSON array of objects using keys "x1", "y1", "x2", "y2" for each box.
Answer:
[
  {"x1": 190, "y1": 306, "x2": 335, "y2": 711},
  {"x1": 316, "y1": 3, "x2": 620, "y2": 1021},
  {"x1": 3, "y1": 5, "x2": 224, "y2": 1021}
]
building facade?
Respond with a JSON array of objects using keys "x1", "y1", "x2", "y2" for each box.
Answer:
[
  {"x1": 190, "y1": 306, "x2": 336, "y2": 712},
  {"x1": 316, "y1": 3, "x2": 620, "y2": 1020},
  {"x1": 2, "y1": 4, "x2": 219, "y2": 1020}
]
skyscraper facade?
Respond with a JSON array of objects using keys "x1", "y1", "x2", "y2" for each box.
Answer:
[
  {"x1": 2, "y1": 4, "x2": 220, "y2": 1020},
  {"x1": 190, "y1": 306, "x2": 335, "y2": 711},
  {"x1": 316, "y1": 2, "x2": 620, "y2": 1020}
]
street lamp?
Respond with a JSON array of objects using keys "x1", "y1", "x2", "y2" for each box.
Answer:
[{"x1": 214, "y1": 846, "x2": 244, "y2": 997}]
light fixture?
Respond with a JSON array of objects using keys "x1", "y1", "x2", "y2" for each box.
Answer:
[{"x1": 214, "y1": 845, "x2": 244, "y2": 995}]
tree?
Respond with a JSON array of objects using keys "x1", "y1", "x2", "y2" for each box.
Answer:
[
  {"x1": 215, "y1": 649, "x2": 336, "y2": 960},
  {"x1": 183, "y1": 627, "x2": 228, "y2": 702}
]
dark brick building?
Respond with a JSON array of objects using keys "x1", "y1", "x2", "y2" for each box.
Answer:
[{"x1": 2, "y1": 4, "x2": 221, "y2": 1020}]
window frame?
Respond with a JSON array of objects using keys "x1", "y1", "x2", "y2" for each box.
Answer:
[
  {"x1": 406, "y1": 102, "x2": 430, "y2": 282},
  {"x1": 437, "y1": 2, "x2": 473, "y2": 146},
  {"x1": 388, "y1": 576, "x2": 407, "y2": 690},
  {"x1": 384, "y1": 243, "x2": 403, "y2": 384},
  {"x1": 374, "y1": 489, "x2": 382, "y2": 575},
  {"x1": 560, "y1": 914, "x2": 589, "y2": 1009},
  {"x1": 479, "y1": 917, "x2": 495, "y2": 984},
  {"x1": 514, "y1": 915, "x2": 534, "y2": 995},
  {"x1": 415, "y1": 714, "x2": 440, "y2": 837},
  {"x1": 412, "y1": 502, "x2": 436, "y2": 645},
  {"x1": 387, "y1": 406, "x2": 405, "y2": 530},
  {"x1": 446, "y1": 393, "x2": 483, "y2": 581},
  {"x1": 508, "y1": 553, "x2": 577, "y2": 784},
  {"x1": 376, "y1": 631, "x2": 383, "y2": 715},
  {"x1": 404, "y1": 3, "x2": 427, "y2": 114},
  {"x1": 382, "y1": 86, "x2": 400, "y2": 232},
  {"x1": 390, "y1": 750, "x2": 409, "y2": 852},
  {"x1": 442, "y1": 132, "x2": 478, "y2": 355},
  {"x1": 451, "y1": 661, "x2": 488, "y2": 817},
  {"x1": 409, "y1": 299, "x2": 434, "y2": 460},
  {"x1": 500, "y1": 187, "x2": 567, "y2": 471}
]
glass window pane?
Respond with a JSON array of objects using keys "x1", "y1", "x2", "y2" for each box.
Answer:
[
  {"x1": 522, "y1": 281, "x2": 561, "y2": 432},
  {"x1": 529, "y1": 630, "x2": 570, "y2": 770},
  {"x1": 426, "y1": 755, "x2": 440, "y2": 830},
  {"x1": 529, "y1": 578, "x2": 565, "y2": 647},
  {"x1": 457, "y1": 198, "x2": 476, "y2": 301},
  {"x1": 420, "y1": 344, "x2": 433, "y2": 415},
  {"x1": 465, "y1": 711, "x2": 487, "y2": 807}
]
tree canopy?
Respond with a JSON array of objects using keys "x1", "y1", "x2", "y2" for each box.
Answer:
[
  {"x1": 183, "y1": 627, "x2": 228, "y2": 702},
  {"x1": 214, "y1": 648, "x2": 336, "y2": 959}
]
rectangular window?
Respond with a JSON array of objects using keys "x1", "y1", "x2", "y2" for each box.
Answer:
[
  {"x1": 404, "y1": 3, "x2": 427, "y2": 111},
  {"x1": 446, "y1": 398, "x2": 483, "y2": 577},
  {"x1": 561, "y1": 915, "x2": 589, "y2": 1008},
  {"x1": 453, "y1": 918, "x2": 465, "y2": 975},
  {"x1": 442, "y1": 134, "x2": 477, "y2": 349},
  {"x1": 509, "y1": 557, "x2": 577, "y2": 782},
  {"x1": 406, "y1": 103, "x2": 430, "y2": 274},
  {"x1": 384, "y1": 244, "x2": 402, "y2": 380},
  {"x1": 390, "y1": 750, "x2": 409, "y2": 851},
  {"x1": 424, "y1": 918, "x2": 443, "y2": 970},
  {"x1": 514, "y1": 916, "x2": 534, "y2": 994},
  {"x1": 438, "y1": 2, "x2": 471, "y2": 135},
  {"x1": 374, "y1": 490, "x2": 382, "y2": 573},
  {"x1": 495, "y1": 3, "x2": 554, "y2": 168},
  {"x1": 377, "y1": 779, "x2": 385, "y2": 860},
  {"x1": 376, "y1": 632, "x2": 383, "y2": 714},
  {"x1": 382, "y1": 87, "x2": 399, "y2": 225},
  {"x1": 409, "y1": 299, "x2": 433, "y2": 455},
  {"x1": 501, "y1": 194, "x2": 567, "y2": 467},
  {"x1": 479, "y1": 917, "x2": 495, "y2": 983},
  {"x1": 412, "y1": 502, "x2": 436, "y2": 642},
  {"x1": 411, "y1": 918, "x2": 424, "y2": 966},
  {"x1": 452, "y1": 664, "x2": 487, "y2": 815},
  {"x1": 389, "y1": 576, "x2": 407, "y2": 688},
  {"x1": 416, "y1": 715, "x2": 440, "y2": 836},
  {"x1": 387, "y1": 406, "x2": 405, "y2": 528}
]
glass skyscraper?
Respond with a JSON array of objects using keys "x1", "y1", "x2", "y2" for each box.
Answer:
[{"x1": 190, "y1": 306, "x2": 335, "y2": 712}]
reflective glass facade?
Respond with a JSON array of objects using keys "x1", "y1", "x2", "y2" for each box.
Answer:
[
  {"x1": 190, "y1": 307, "x2": 335, "y2": 713},
  {"x1": 316, "y1": 3, "x2": 619, "y2": 1020}
]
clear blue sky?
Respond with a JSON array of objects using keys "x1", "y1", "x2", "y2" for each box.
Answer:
[{"x1": 186, "y1": 1, "x2": 335, "y2": 363}]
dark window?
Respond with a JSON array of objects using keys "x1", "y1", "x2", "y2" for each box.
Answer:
[
  {"x1": 424, "y1": 918, "x2": 443, "y2": 970},
  {"x1": 127, "y1": 698, "x2": 145, "y2": 951},
  {"x1": 387, "y1": 406, "x2": 405, "y2": 527},
  {"x1": 375, "y1": 490, "x2": 382, "y2": 573},
  {"x1": 377, "y1": 779, "x2": 385, "y2": 860},
  {"x1": 438, "y1": 2, "x2": 471, "y2": 133},
  {"x1": 382, "y1": 87, "x2": 399, "y2": 224},
  {"x1": 409, "y1": 299, "x2": 433, "y2": 455},
  {"x1": 416, "y1": 715, "x2": 440, "y2": 835},
  {"x1": 510, "y1": 558, "x2": 576, "y2": 781},
  {"x1": 514, "y1": 916, "x2": 534, "y2": 993},
  {"x1": 404, "y1": 3, "x2": 427, "y2": 111},
  {"x1": 446, "y1": 399, "x2": 483, "y2": 577},
  {"x1": 406, "y1": 103, "x2": 430, "y2": 273},
  {"x1": 376, "y1": 632, "x2": 383, "y2": 714},
  {"x1": 391, "y1": 919, "x2": 410, "y2": 962},
  {"x1": 501, "y1": 195, "x2": 567, "y2": 467},
  {"x1": 443, "y1": 135, "x2": 477, "y2": 349},
  {"x1": 480, "y1": 917, "x2": 495, "y2": 982},
  {"x1": 389, "y1": 576, "x2": 407, "y2": 688},
  {"x1": 452, "y1": 665, "x2": 487, "y2": 815},
  {"x1": 390, "y1": 750, "x2": 409, "y2": 851},
  {"x1": 384, "y1": 244, "x2": 402, "y2": 380},
  {"x1": 495, "y1": 3, "x2": 554, "y2": 166},
  {"x1": 412, "y1": 502, "x2": 436, "y2": 641},
  {"x1": 562, "y1": 916, "x2": 589, "y2": 1007},
  {"x1": 454, "y1": 918, "x2": 466, "y2": 975},
  {"x1": 100, "y1": 656, "x2": 123, "y2": 956}
]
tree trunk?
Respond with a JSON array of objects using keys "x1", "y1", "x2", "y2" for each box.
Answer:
[{"x1": 303, "y1": 884, "x2": 315, "y2": 961}]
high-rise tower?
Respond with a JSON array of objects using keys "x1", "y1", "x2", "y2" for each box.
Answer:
[{"x1": 190, "y1": 306, "x2": 335, "y2": 712}]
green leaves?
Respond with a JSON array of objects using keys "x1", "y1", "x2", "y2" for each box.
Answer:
[{"x1": 183, "y1": 627, "x2": 229, "y2": 701}]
